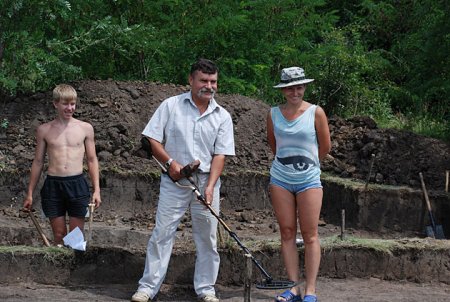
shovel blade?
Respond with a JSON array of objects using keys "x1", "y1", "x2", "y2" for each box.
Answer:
[
  {"x1": 434, "y1": 224, "x2": 446, "y2": 239},
  {"x1": 425, "y1": 225, "x2": 446, "y2": 239},
  {"x1": 425, "y1": 226, "x2": 435, "y2": 238}
]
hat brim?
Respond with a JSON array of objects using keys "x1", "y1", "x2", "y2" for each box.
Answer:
[{"x1": 273, "y1": 79, "x2": 314, "y2": 88}]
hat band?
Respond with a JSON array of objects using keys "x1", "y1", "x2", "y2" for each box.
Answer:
[{"x1": 280, "y1": 76, "x2": 306, "y2": 83}]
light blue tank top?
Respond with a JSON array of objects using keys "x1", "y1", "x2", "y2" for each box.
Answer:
[{"x1": 269, "y1": 105, "x2": 320, "y2": 184}]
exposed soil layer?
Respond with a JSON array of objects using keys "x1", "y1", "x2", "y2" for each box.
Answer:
[{"x1": 1, "y1": 80, "x2": 449, "y2": 190}]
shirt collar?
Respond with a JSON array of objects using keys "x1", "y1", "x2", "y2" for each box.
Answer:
[{"x1": 185, "y1": 91, "x2": 219, "y2": 113}]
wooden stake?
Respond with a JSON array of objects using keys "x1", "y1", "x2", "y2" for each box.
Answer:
[
  {"x1": 445, "y1": 170, "x2": 449, "y2": 192},
  {"x1": 244, "y1": 254, "x2": 252, "y2": 302},
  {"x1": 340, "y1": 209, "x2": 346, "y2": 240}
]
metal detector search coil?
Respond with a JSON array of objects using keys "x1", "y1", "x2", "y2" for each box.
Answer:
[{"x1": 256, "y1": 279, "x2": 297, "y2": 290}]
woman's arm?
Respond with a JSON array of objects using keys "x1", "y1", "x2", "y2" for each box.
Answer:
[
  {"x1": 315, "y1": 106, "x2": 331, "y2": 161},
  {"x1": 266, "y1": 110, "x2": 276, "y2": 155}
]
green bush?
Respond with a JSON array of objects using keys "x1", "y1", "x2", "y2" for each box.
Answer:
[{"x1": 0, "y1": 0, "x2": 447, "y2": 140}]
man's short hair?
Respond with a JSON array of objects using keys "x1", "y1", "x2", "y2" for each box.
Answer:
[
  {"x1": 190, "y1": 58, "x2": 218, "y2": 75},
  {"x1": 53, "y1": 84, "x2": 77, "y2": 102}
]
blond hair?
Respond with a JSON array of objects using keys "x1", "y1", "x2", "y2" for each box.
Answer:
[{"x1": 53, "y1": 84, "x2": 77, "y2": 102}]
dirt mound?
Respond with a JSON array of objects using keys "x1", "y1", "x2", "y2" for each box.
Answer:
[{"x1": 1, "y1": 80, "x2": 448, "y2": 190}]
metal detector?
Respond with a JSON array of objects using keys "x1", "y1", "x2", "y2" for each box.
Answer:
[{"x1": 140, "y1": 137, "x2": 295, "y2": 290}]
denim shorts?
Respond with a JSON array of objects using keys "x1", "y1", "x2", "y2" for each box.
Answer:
[{"x1": 269, "y1": 176, "x2": 322, "y2": 195}]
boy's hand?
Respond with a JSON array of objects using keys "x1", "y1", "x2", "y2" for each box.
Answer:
[
  {"x1": 23, "y1": 196, "x2": 33, "y2": 211},
  {"x1": 92, "y1": 192, "x2": 102, "y2": 209}
]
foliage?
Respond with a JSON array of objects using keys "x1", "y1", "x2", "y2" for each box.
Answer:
[
  {"x1": 330, "y1": 0, "x2": 449, "y2": 139},
  {"x1": 0, "y1": 0, "x2": 448, "y2": 139},
  {"x1": 313, "y1": 25, "x2": 394, "y2": 119},
  {"x1": 1, "y1": 118, "x2": 8, "y2": 129}
]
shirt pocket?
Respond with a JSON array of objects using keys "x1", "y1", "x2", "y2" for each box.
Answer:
[{"x1": 198, "y1": 119, "x2": 219, "y2": 149}]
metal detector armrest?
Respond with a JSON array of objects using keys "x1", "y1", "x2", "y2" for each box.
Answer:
[
  {"x1": 140, "y1": 136, "x2": 153, "y2": 159},
  {"x1": 180, "y1": 160, "x2": 200, "y2": 178}
]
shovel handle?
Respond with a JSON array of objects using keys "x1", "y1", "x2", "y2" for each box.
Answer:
[
  {"x1": 87, "y1": 203, "x2": 95, "y2": 242},
  {"x1": 419, "y1": 172, "x2": 438, "y2": 233},
  {"x1": 419, "y1": 173, "x2": 432, "y2": 212},
  {"x1": 29, "y1": 211, "x2": 51, "y2": 247}
]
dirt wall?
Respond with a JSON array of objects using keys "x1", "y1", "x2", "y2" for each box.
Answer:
[
  {"x1": 1, "y1": 242, "x2": 449, "y2": 286},
  {"x1": 321, "y1": 176, "x2": 450, "y2": 237},
  {"x1": 1, "y1": 171, "x2": 449, "y2": 237}
]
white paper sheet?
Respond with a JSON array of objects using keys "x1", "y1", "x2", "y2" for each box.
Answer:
[{"x1": 63, "y1": 226, "x2": 86, "y2": 251}]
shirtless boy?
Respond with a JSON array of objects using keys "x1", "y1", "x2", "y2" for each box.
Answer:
[{"x1": 23, "y1": 84, "x2": 101, "y2": 245}]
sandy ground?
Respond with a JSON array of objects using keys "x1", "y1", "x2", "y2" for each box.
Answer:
[{"x1": 1, "y1": 278, "x2": 449, "y2": 302}]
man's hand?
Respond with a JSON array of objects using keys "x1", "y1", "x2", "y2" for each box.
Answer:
[
  {"x1": 167, "y1": 160, "x2": 183, "y2": 181},
  {"x1": 204, "y1": 186, "x2": 214, "y2": 206}
]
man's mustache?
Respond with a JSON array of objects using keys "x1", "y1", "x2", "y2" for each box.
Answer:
[
  {"x1": 199, "y1": 88, "x2": 216, "y2": 94},
  {"x1": 198, "y1": 88, "x2": 216, "y2": 98}
]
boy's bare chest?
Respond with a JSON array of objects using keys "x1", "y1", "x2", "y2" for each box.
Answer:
[{"x1": 45, "y1": 126, "x2": 85, "y2": 148}]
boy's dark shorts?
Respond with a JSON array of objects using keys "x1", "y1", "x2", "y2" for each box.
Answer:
[{"x1": 40, "y1": 174, "x2": 90, "y2": 218}]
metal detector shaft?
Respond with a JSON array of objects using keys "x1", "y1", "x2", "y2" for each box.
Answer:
[
  {"x1": 189, "y1": 182, "x2": 272, "y2": 281},
  {"x1": 151, "y1": 155, "x2": 272, "y2": 281}
]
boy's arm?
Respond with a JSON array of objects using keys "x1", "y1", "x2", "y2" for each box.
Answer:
[
  {"x1": 84, "y1": 123, "x2": 101, "y2": 208},
  {"x1": 23, "y1": 126, "x2": 46, "y2": 211}
]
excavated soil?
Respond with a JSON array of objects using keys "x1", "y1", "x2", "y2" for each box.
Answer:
[
  {"x1": 1, "y1": 80, "x2": 448, "y2": 189},
  {"x1": 1, "y1": 80, "x2": 450, "y2": 301},
  {"x1": 1, "y1": 79, "x2": 449, "y2": 238}
]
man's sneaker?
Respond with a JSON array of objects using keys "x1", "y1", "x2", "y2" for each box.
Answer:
[
  {"x1": 198, "y1": 294, "x2": 219, "y2": 302},
  {"x1": 131, "y1": 291, "x2": 150, "y2": 302}
]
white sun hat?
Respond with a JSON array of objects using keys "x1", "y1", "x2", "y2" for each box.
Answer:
[{"x1": 273, "y1": 66, "x2": 314, "y2": 88}]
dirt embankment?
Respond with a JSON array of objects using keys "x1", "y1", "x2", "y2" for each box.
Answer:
[
  {"x1": 1, "y1": 80, "x2": 448, "y2": 190},
  {"x1": 1, "y1": 80, "x2": 450, "y2": 302}
]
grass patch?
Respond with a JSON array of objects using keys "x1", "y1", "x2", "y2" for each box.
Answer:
[
  {"x1": 220, "y1": 235, "x2": 450, "y2": 256},
  {"x1": 321, "y1": 235, "x2": 399, "y2": 255},
  {"x1": 321, "y1": 172, "x2": 415, "y2": 191},
  {"x1": 222, "y1": 170, "x2": 270, "y2": 177},
  {"x1": 321, "y1": 235, "x2": 450, "y2": 254},
  {"x1": 378, "y1": 111, "x2": 450, "y2": 142},
  {"x1": 0, "y1": 245, "x2": 73, "y2": 255},
  {"x1": 0, "y1": 245, "x2": 73, "y2": 263}
]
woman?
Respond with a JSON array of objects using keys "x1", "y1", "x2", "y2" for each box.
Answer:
[{"x1": 267, "y1": 67, "x2": 331, "y2": 302}]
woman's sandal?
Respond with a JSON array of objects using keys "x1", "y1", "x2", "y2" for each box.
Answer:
[
  {"x1": 302, "y1": 295, "x2": 318, "y2": 302},
  {"x1": 274, "y1": 290, "x2": 302, "y2": 302}
]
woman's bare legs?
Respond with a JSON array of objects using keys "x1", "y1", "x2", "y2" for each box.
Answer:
[
  {"x1": 270, "y1": 185, "x2": 301, "y2": 298},
  {"x1": 297, "y1": 188, "x2": 322, "y2": 296}
]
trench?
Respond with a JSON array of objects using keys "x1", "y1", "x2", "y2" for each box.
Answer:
[{"x1": 1, "y1": 171, "x2": 449, "y2": 287}]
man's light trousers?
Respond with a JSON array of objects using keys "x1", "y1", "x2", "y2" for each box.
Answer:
[{"x1": 137, "y1": 173, "x2": 220, "y2": 299}]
